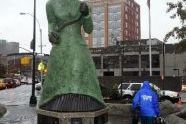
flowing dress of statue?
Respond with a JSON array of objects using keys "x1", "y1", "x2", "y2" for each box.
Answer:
[{"x1": 39, "y1": 0, "x2": 105, "y2": 112}]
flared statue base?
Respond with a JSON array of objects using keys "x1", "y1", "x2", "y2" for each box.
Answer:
[{"x1": 37, "y1": 108, "x2": 108, "y2": 124}]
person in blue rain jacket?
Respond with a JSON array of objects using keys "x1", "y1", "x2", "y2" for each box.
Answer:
[{"x1": 132, "y1": 81, "x2": 160, "y2": 124}]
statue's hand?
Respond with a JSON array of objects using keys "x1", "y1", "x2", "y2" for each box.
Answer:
[
  {"x1": 80, "y1": 2, "x2": 89, "y2": 16},
  {"x1": 48, "y1": 31, "x2": 60, "y2": 44}
]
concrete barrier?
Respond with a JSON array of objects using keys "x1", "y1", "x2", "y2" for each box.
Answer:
[
  {"x1": 107, "y1": 101, "x2": 186, "y2": 124},
  {"x1": 37, "y1": 108, "x2": 108, "y2": 124}
]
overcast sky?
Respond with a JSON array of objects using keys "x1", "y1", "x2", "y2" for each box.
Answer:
[{"x1": 0, "y1": 0, "x2": 180, "y2": 54}]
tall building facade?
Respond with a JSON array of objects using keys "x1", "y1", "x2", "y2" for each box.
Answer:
[
  {"x1": 85, "y1": 0, "x2": 140, "y2": 48},
  {"x1": 0, "y1": 40, "x2": 7, "y2": 55},
  {"x1": 0, "y1": 40, "x2": 19, "y2": 55}
]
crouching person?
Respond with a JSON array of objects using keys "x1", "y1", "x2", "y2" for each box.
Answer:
[{"x1": 132, "y1": 81, "x2": 160, "y2": 124}]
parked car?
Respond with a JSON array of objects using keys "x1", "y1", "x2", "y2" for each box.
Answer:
[
  {"x1": 181, "y1": 84, "x2": 186, "y2": 92},
  {"x1": 0, "y1": 79, "x2": 6, "y2": 90},
  {"x1": 3, "y1": 78, "x2": 17, "y2": 88},
  {"x1": 117, "y1": 82, "x2": 180, "y2": 103},
  {"x1": 21, "y1": 76, "x2": 40, "y2": 84},
  {"x1": 13, "y1": 78, "x2": 21, "y2": 86},
  {"x1": 36, "y1": 82, "x2": 42, "y2": 91}
]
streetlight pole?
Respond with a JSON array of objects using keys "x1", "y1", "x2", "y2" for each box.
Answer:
[
  {"x1": 19, "y1": 12, "x2": 43, "y2": 54},
  {"x1": 29, "y1": 0, "x2": 37, "y2": 106},
  {"x1": 162, "y1": 42, "x2": 165, "y2": 90},
  {"x1": 40, "y1": 29, "x2": 43, "y2": 54},
  {"x1": 20, "y1": 12, "x2": 44, "y2": 86}
]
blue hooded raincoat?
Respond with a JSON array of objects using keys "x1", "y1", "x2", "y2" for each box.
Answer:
[{"x1": 132, "y1": 81, "x2": 160, "y2": 117}]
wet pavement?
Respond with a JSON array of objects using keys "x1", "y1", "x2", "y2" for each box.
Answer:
[
  {"x1": 0, "y1": 85, "x2": 38, "y2": 124},
  {"x1": 0, "y1": 85, "x2": 131, "y2": 124},
  {"x1": 0, "y1": 85, "x2": 185, "y2": 124}
]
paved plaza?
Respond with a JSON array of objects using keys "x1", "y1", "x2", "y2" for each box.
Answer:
[
  {"x1": 0, "y1": 85, "x2": 131, "y2": 124},
  {"x1": 0, "y1": 85, "x2": 186, "y2": 124}
]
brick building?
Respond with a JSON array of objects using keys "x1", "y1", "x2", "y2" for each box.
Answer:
[{"x1": 84, "y1": 0, "x2": 141, "y2": 48}]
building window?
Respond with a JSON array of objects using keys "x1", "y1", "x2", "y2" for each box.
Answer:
[
  {"x1": 136, "y1": 21, "x2": 139, "y2": 26},
  {"x1": 136, "y1": 7, "x2": 139, "y2": 12},
  {"x1": 125, "y1": 14, "x2": 128, "y2": 20},
  {"x1": 128, "y1": 0, "x2": 131, "y2": 6},
  {"x1": 141, "y1": 55, "x2": 149, "y2": 68},
  {"x1": 126, "y1": 30, "x2": 128, "y2": 35},
  {"x1": 152, "y1": 71, "x2": 160, "y2": 76},
  {"x1": 136, "y1": 14, "x2": 139, "y2": 20},
  {"x1": 92, "y1": 56, "x2": 101, "y2": 69},
  {"x1": 123, "y1": 71, "x2": 139, "y2": 76},
  {"x1": 125, "y1": 6, "x2": 128, "y2": 12},
  {"x1": 152, "y1": 54, "x2": 160, "y2": 68},
  {"x1": 125, "y1": 22, "x2": 128, "y2": 28},
  {"x1": 131, "y1": 2, "x2": 134, "y2": 8},
  {"x1": 123, "y1": 55, "x2": 139, "y2": 68}
]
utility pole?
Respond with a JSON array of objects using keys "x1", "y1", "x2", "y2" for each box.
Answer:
[
  {"x1": 148, "y1": 0, "x2": 152, "y2": 76},
  {"x1": 162, "y1": 42, "x2": 165, "y2": 90},
  {"x1": 138, "y1": 41, "x2": 142, "y2": 77},
  {"x1": 29, "y1": 0, "x2": 37, "y2": 106}
]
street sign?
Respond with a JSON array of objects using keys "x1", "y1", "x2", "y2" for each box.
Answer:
[
  {"x1": 21, "y1": 57, "x2": 30, "y2": 65},
  {"x1": 38, "y1": 61, "x2": 45, "y2": 72}
]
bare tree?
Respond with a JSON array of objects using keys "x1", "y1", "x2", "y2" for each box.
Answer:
[{"x1": 165, "y1": 0, "x2": 186, "y2": 52}]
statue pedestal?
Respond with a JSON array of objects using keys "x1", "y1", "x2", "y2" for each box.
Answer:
[{"x1": 37, "y1": 108, "x2": 108, "y2": 124}]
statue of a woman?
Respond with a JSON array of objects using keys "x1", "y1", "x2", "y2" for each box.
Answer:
[{"x1": 39, "y1": 0, "x2": 105, "y2": 112}]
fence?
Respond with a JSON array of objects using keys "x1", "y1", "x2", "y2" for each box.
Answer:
[{"x1": 98, "y1": 76, "x2": 182, "y2": 92}]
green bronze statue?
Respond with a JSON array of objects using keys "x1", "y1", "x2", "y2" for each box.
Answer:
[{"x1": 39, "y1": 0, "x2": 105, "y2": 112}]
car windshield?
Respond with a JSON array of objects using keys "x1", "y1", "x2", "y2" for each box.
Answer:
[
  {"x1": 4, "y1": 78, "x2": 12, "y2": 82},
  {"x1": 120, "y1": 83, "x2": 130, "y2": 89},
  {"x1": 130, "y1": 84, "x2": 141, "y2": 91}
]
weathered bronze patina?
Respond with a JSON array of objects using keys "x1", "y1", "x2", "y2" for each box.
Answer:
[{"x1": 39, "y1": 0, "x2": 105, "y2": 112}]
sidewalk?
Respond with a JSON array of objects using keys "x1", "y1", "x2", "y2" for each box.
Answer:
[
  {"x1": 0, "y1": 104, "x2": 6, "y2": 118},
  {"x1": 0, "y1": 85, "x2": 38, "y2": 124},
  {"x1": 0, "y1": 104, "x2": 37, "y2": 124}
]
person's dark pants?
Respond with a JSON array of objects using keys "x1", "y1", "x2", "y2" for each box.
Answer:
[{"x1": 141, "y1": 116, "x2": 155, "y2": 124}]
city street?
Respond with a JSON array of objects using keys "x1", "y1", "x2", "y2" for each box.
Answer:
[
  {"x1": 0, "y1": 85, "x2": 132, "y2": 124},
  {"x1": 0, "y1": 85, "x2": 39, "y2": 124},
  {"x1": 0, "y1": 85, "x2": 186, "y2": 124}
]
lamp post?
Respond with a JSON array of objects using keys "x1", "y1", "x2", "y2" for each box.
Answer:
[
  {"x1": 162, "y1": 42, "x2": 165, "y2": 90},
  {"x1": 20, "y1": 12, "x2": 43, "y2": 54},
  {"x1": 29, "y1": 0, "x2": 37, "y2": 106},
  {"x1": 115, "y1": 39, "x2": 123, "y2": 98},
  {"x1": 20, "y1": 12, "x2": 45, "y2": 87}
]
